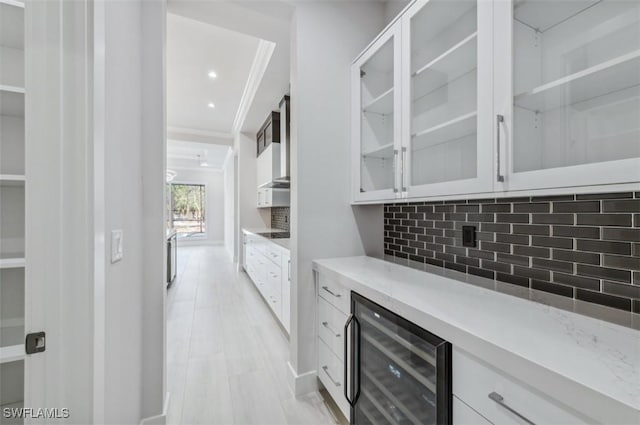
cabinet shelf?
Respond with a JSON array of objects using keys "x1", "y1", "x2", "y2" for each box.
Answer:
[
  {"x1": 515, "y1": 50, "x2": 640, "y2": 112},
  {"x1": 412, "y1": 111, "x2": 477, "y2": 151},
  {"x1": 0, "y1": 257, "x2": 25, "y2": 269},
  {"x1": 514, "y1": 0, "x2": 599, "y2": 33},
  {"x1": 362, "y1": 143, "x2": 394, "y2": 159},
  {"x1": 0, "y1": 89, "x2": 24, "y2": 118},
  {"x1": 0, "y1": 174, "x2": 25, "y2": 186},
  {"x1": 0, "y1": 344, "x2": 24, "y2": 364},
  {"x1": 363, "y1": 87, "x2": 394, "y2": 115},
  {"x1": 412, "y1": 32, "x2": 477, "y2": 100}
]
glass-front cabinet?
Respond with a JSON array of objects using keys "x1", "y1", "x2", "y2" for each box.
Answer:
[
  {"x1": 351, "y1": 0, "x2": 640, "y2": 203},
  {"x1": 495, "y1": 0, "x2": 640, "y2": 191},
  {"x1": 402, "y1": 0, "x2": 494, "y2": 198},
  {"x1": 352, "y1": 23, "x2": 402, "y2": 202}
]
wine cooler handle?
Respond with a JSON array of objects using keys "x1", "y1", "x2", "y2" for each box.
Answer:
[
  {"x1": 343, "y1": 313, "x2": 355, "y2": 406},
  {"x1": 488, "y1": 392, "x2": 536, "y2": 425},
  {"x1": 353, "y1": 315, "x2": 361, "y2": 405}
]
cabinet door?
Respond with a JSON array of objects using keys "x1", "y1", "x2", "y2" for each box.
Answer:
[
  {"x1": 402, "y1": 0, "x2": 494, "y2": 199},
  {"x1": 281, "y1": 253, "x2": 290, "y2": 334},
  {"x1": 352, "y1": 22, "x2": 403, "y2": 203},
  {"x1": 494, "y1": 0, "x2": 640, "y2": 191}
]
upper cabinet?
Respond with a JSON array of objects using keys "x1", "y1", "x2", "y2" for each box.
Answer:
[
  {"x1": 351, "y1": 0, "x2": 640, "y2": 203},
  {"x1": 495, "y1": 0, "x2": 640, "y2": 191},
  {"x1": 402, "y1": 0, "x2": 494, "y2": 199},
  {"x1": 256, "y1": 111, "x2": 280, "y2": 157},
  {"x1": 352, "y1": 24, "x2": 402, "y2": 202}
]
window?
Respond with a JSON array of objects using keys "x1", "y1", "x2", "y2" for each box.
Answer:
[{"x1": 168, "y1": 183, "x2": 206, "y2": 238}]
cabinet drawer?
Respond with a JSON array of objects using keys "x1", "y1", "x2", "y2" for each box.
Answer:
[
  {"x1": 318, "y1": 296, "x2": 347, "y2": 360},
  {"x1": 453, "y1": 348, "x2": 588, "y2": 425},
  {"x1": 265, "y1": 245, "x2": 282, "y2": 266},
  {"x1": 318, "y1": 338, "x2": 349, "y2": 419},
  {"x1": 318, "y1": 274, "x2": 350, "y2": 314},
  {"x1": 453, "y1": 395, "x2": 492, "y2": 425}
]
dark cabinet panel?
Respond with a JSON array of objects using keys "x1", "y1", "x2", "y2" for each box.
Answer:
[{"x1": 256, "y1": 111, "x2": 281, "y2": 157}]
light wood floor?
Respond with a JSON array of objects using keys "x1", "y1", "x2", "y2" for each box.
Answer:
[{"x1": 167, "y1": 245, "x2": 344, "y2": 425}]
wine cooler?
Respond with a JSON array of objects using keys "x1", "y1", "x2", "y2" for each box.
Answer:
[{"x1": 344, "y1": 293, "x2": 452, "y2": 424}]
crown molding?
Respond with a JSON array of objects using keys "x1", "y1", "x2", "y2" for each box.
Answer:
[{"x1": 232, "y1": 39, "x2": 276, "y2": 134}]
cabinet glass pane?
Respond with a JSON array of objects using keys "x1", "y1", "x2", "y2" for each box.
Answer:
[
  {"x1": 354, "y1": 301, "x2": 439, "y2": 425},
  {"x1": 410, "y1": 0, "x2": 478, "y2": 186},
  {"x1": 360, "y1": 37, "x2": 395, "y2": 193},
  {"x1": 513, "y1": 0, "x2": 640, "y2": 173}
]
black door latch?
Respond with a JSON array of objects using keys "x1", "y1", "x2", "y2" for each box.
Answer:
[{"x1": 25, "y1": 332, "x2": 46, "y2": 354}]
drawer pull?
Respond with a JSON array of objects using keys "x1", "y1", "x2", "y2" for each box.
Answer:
[
  {"x1": 321, "y1": 321, "x2": 340, "y2": 337},
  {"x1": 322, "y1": 286, "x2": 341, "y2": 298},
  {"x1": 488, "y1": 392, "x2": 536, "y2": 425},
  {"x1": 322, "y1": 366, "x2": 341, "y2": 387}
]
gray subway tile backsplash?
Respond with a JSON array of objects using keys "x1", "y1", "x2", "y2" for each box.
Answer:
[
  {"x1": 383, "y1": 191, "x2": 640, "y2": 313},
  {"x1": 271, "y1": 207, "x2": 290, "y2": 231}
]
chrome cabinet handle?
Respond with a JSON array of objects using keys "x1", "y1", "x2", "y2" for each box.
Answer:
[
  {"x1": 401, "y1": 146, "x2": 407, "y2": 192},
  {"x1": 488, "y1": 392, "x2": 536, "y2": 425},
  {"x1": 322, "y1": 366, "x2": 340, "y2": 387},
  {"x1": 393, "y1": 149, "x2": 399, "y2": 193},
  {"x1": 496, "y1": 115, "x2": 505, "y2": 182},
  {"x1": 321, "y1": 321, "x2": 340, "y2": 337},
  {"x1": 322, "y1": 286, "x2": 341, "y2": 298}
]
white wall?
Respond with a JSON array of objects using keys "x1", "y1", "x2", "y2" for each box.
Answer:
[
  {"x1": 289, "y1": 1, "x2": 385, "y2": 393},
  {"x1": 223, "y1": 152, "x2": 236, "y2": 259},
  {"x1": 171, "y1": 168, "x2": 225, "y2": 244},
  {"x1": 235, "y1": 132, "x2": 270, "y2": 263}
]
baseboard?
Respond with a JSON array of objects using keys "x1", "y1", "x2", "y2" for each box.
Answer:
[
  {"x1": 140, "y1": 392, "x2": 170, "y2": 425},
  {"x1": 287, "y1": 361, "x2": 318, "y2": 396}
]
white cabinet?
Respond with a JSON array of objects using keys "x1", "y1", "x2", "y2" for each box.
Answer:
[
  {"x1": 242, "y1": 231, "x2": 290, "y2": 334},
  {"x1": 0, "y1": 0, "x2": 25, "y2": 417},
  {"x1": 281, "y1": 251, "x2": 291, "y2": 334},
  {"x1": 256, "y1": 143, "x2": 281, "y2": 188},
  {"x1": 453, "y1": 347, "x2": 591, "y2": 425},
  {"x1": 351, "y1": 0, "x2": 640, "y2": 204},
  {"x1": 494, "y1": 0, "x2": 640, "y2": 191},
  {"x1": 257, "y1": 187, "x2": 290, "y2": 208}
]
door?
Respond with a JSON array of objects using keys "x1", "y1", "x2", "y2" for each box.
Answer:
[
  {"x1": 402, "y1": 0, "x2": 494, "y2": 199},
  {"x1": 346, "y1": 293, "x2": 452, "y2": 425},
  {"x1": 494, "y1": 0, "x2": 640, "y2": 191},
  {"x1": 352, "y1": 22, "x2": 402, "y2": 203}
]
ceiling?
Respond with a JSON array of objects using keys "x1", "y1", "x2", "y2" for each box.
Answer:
[
  {"x1": 167, "y1": 13, "x2": 261, "y2": 134},
  {"x1": 167, "y1": 0, "x2": 292, "y2": 135},
  {"x1": 167, "y1": 140, "x2": 231, "y2": 171}
]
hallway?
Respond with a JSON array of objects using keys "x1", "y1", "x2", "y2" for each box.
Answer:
[{"x1": 166, "y1": 246, "x2": 342, "y2": 425}]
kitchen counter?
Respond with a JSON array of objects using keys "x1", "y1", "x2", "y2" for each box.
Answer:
[
  {"x1": 312, "y1": 256, "x2": 640, "y2": 424},
  {"x1": 242, "y1": 228, "x2": 290, "y2": 251}
]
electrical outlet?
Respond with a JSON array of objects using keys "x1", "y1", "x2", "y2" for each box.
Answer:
[
  {"x1": 462, "y1": 225, "x2": 476, "y2": 248},
  {"x1": 111, "y1": 230, "x2": 124, "y2": 263}
]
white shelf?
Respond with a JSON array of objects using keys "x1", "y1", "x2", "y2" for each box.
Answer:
[
  {"x1": 0, "y1": 174, "x2": 25, "y2": 186},
  {"x1": 412, "y1": 111, "x2": 477, "y2": 150},
  {"x1": 0, "y1": 0, "x2": 24, "y2": 7},
  {"x1": 362, "y1": 143, "x2": 394, "y2": 159},
  {"x1": 363, "y1": 87, "x2": 394, "y2": 115},
  {"x1": 0, "y1": 89, "x2": 24, "y2": 118},
  {"x1": 515, "y1": 50, "x2": 640, "y2": 112},
  {"x1": 0, "y1": 257, "x2": 25, "y2": 269},
  {"x1": 0, "y1": 344, "x2": 24, "y2": 364},
  {"x1": 0, "y1": 1, "x2": 24, "y2": 51},
  {"x1": 412, "y1": 32, "x2": 477, "y2": 100}
]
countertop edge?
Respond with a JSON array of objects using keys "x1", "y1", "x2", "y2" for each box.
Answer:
[
  {"x1": 312, "y1": 257, "x2": 640, "y2": 424},
  {"x1": 242, "y1": 228, "x2": 290, "y2": 252}
]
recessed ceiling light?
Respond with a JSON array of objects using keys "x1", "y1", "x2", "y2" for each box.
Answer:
[
  {"x1": 208, "y1": 102, "x2": 215, "y2": 109},
  {"x1": 208, "y1": 71, "x2": 217, "y2": 79}
]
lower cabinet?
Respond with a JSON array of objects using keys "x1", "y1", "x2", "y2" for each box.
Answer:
[
  {"x1": 242, "y1": 232, "x2": 290, "y2": 334},
  {"x1": 453, "y1": 396, "x2": 492, "y2": 425},
  {"x1": 453, "y1": 348, "x2": 589, "y2": 425}
]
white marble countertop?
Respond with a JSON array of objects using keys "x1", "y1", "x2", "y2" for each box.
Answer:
[
  {"x1": 313, "y1": 256, "x2": 640, "y2": 424},
  {"x1": 242, "y1": 228, "x2": 290, "y2": 251}
]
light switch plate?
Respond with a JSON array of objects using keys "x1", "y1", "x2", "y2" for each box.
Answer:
[{"x1": 111, "y1": 230, "x2": 124, "y2": 263}]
